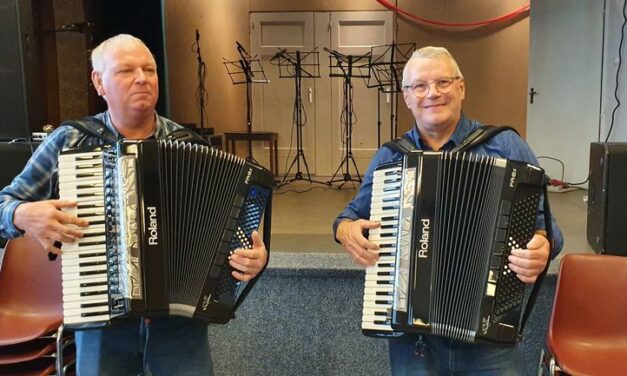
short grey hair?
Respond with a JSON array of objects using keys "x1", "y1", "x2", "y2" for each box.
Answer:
[
  {"x1": 402, "y1": 46, "x2": 464, "y2": 87},
  {"x1": 91, "y1": 34, "x2": 153, "y2": 72}
]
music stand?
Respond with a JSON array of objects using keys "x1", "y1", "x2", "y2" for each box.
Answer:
[
  {"x1": 366, "y1": 43, "x2": 415, "y2": 146},
  {"x1": 270, "y1": 48, "x2": 327, "y2": 187},
  {"x1": 325, "y1": 48, "x2": 371, "y2": 188},
  {"x1": 223, "y1": 42, "x2": 269, "y2": 162}
]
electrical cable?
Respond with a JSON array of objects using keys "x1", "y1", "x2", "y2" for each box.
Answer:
[
  {"x1": 192, "y1": 32, "x2": 208, "y2": 129},
  {"x1": 537, "y1": 156, "x2": 565, "y2": 182},
  {"x1": 604, "y1": 0, "x2": 627, "y2": 142}
]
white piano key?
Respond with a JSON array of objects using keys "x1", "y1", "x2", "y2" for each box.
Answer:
[
  {"x1": 62, "y1": 255, "x2": 107, "y2": 267},
  {"x1": 62, "y1": 264, "x2": 107, "y2": 274},
  {"x1": 64, "y1": 314, "x2": 111, "y2": 325},
  {"x1": 63, "y1": 294, "x2": 109, "y2": 305},
  {"x1": 64, "y1": 304, "x2": 111, "y2": 317},
  {"x1": 63, "y1": 283, "x2": 108, "y2": 295},
  {"x1": 61, "y1": 270, "x2": 107, "y2": 282},
  {"x1": 62, "y1": 274, "x2": 108, "y2": 287}
]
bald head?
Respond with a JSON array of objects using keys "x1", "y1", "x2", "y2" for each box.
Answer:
[{"x1": 91, "y1": 34, "x2": 156, "y2": 73}]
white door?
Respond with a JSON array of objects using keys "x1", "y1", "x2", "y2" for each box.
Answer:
[
  {"x1": 251, "y1": 11, "x2": 394, "y2": 179},
  {"x1": 526, "y1": 0, "x2": 604, "y2": 184},
  {"x1": 250, "y1": 12, "x2": 316, "y2": 176}
]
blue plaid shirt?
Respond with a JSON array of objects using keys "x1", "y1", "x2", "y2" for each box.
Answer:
[
  {"x1": 0, "y1": 111, "x2": 183, "y2": 239},
  {"x1": 333, "y1": 114, "x2": 564, "y2": 258}
]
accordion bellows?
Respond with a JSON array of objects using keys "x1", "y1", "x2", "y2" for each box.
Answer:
[{"x1": 59, "y1": 140, "x2": 273, "y2": 329}]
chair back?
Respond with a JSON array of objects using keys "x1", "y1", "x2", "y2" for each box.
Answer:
[
  {"x1": 0, "y1": 236, "x2": 62, "y2": 346},
  {"x1": 548, "y1": 253, "x2": 627, "y2": 374}
]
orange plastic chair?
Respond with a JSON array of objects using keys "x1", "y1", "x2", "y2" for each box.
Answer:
[
  {"x1": 0, "y1": 235, "x2": 77, "y2": 375},
  {"x1": 542, "y1": 253, "x2": 627, "y2": 375},
  {"x1": 0, "y1": 236, "x2": 63, "y2": 347}
]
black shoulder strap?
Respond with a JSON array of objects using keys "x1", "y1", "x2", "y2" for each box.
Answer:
[
  {"x1": 61, "y1": 117, "x2": 210, "y2": 147},
  {"x1": 61, "y1": 116, "x2": 117, "y2": 145},
  {"x1": 382, "y1": 125, "x2": 519, "y2": 155},
  {"x1": 451, "y1": 125, "x2": 519, "y2": 153},
  {"x1": 382, "y1": 134, "x2": 418, "y2": 154}
]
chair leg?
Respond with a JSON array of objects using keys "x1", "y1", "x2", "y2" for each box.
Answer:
[
  {"x1": 56, "y1": 324, "x2": 64, "y2": 376},
  {"x1": 538, "y1": 348, "x2": 564, "y2": 375}
]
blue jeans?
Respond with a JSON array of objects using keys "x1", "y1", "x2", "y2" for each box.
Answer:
[
  {"x1": 74, "y1": 317, "x2": 213, "y2": 376},
  {"x1": 389, "y1": 334, "x2": 523, "y2": 375}
]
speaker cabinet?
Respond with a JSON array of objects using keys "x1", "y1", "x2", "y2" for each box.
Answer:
[
  {"x1": 587, "y1": 142, "x2": 627, "y2": 256},
  {"x1": 0, "y1": 0, "x2": 46, "y2": 140}
]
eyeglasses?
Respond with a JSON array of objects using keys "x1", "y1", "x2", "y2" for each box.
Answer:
[{"x1": 403, "y1": 76, "x2": 461, "y2": 98}]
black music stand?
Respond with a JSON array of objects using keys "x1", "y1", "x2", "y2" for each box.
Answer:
[
  {"x1": 223, "y1": 42, "x2": 269, "y2": 162},
  {"x1": 270, "y1": 49, "x2": 328, "y2": 187},
  {"x1": 366, "y1": 43, "x2": 415, "y2": 146},
  {"x1": 325, "y1": 48, "x2": 371, "y2": 188}
]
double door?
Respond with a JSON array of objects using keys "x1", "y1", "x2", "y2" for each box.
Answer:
[{"x1": 250, "y1": 11, "x2": 394, "y2": 178}]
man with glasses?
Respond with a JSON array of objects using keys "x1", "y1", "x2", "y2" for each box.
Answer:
[{"x1": 333, "y1": 46, "x2": 563, "y2": 374}]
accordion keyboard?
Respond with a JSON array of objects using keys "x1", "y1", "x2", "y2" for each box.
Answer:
[
  {"x1": 58, "y1": 151, "x2": 111, "y2": 325},
  {"x1": 361, "y1": 164, "x2": 402, "y2": 335}
]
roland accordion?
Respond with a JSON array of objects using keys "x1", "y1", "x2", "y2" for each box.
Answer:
[
  {"x1": 362, "y1": 151, "x2": 545, "y2": 344},
  {"x1": 58, "y1": 139, "x2": 273, "y2": 329}
]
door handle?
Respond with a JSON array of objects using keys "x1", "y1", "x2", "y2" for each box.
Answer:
[
  {"x1": 308, "y1": 88, "x2": 313, "y2": 103},
  {"x1": 529, "y1": 88, "x2": 539, "y2": 104}
]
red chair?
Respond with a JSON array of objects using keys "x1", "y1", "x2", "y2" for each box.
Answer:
[
  {"x1": 541, "y1": 253, "x2": 627, "y2": 375},
  {"x1": 0, "y1": 236, "x2": 74, "y2": 375}
]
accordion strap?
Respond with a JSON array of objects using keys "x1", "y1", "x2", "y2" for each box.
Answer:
[
  {"x1": 382, "y1": 125, "x2": 519, "y2": 154},
  {"x1": 62, "y1": 117, "x2": 209, "y2": 146},
  {"x1": 61, "y1": 117, "x2": 117, "y2": 145},
  {"x1": 451, "y1": 125, "x2": 518, "y2": 153}
]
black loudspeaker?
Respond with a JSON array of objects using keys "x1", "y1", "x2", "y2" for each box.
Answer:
[
  {"x1": 587, "y1": 142, "x2": 627, "y2": 256},
  {"x1": 0, "y1": 0, "x2": 45, "y2": 141}
]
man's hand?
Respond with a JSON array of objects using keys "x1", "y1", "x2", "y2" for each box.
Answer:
[
  {"x1": 507, "y1": 233, "x2": 550, "y2": 283},
  {"x1": 336, "y1": 219, "x2": 380, "y2": 267},
  {"x1": 229, "y1": 231, "x2": 268, "y2": 282},
  {"x1": 13, "y1": 200, "x2": 88, "y2": 255}
]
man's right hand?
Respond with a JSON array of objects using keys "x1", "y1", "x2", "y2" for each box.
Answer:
[
  {"x1": 13, "y1": 200, "x2": 89, "y2": 255},
  {"x1": 336, "y1": 219, "x2": 380, "y2": 266}
]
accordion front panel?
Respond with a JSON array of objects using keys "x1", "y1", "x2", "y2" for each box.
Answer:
[
  {"x1": 59, "y1": 140, "x2": 273, "y2": 328},
  {"x1": 362, "y1": 151, "x2": 544, "y2": 344}
]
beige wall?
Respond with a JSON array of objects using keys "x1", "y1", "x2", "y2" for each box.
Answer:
[
  {"x1": 165, "y1": 0, "x2": 249, "y2": 133},
  {"x1": 393, "y1": 0, "x2": 529, "y2": 137},
  {"x1": 165, "y1": 0, "x2": 529, "y2": 137}
]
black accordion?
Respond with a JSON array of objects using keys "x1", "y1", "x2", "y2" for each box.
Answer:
[
  {"x1": 362, "y1": 151, "x2": 545, "y2": 344},
  {"x1": 58, "y1": 139, "x2": 273, "y2": 329}
]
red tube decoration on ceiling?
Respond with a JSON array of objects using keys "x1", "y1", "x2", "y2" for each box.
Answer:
[{"x1": 376, "y1": 0, "x2": 530, "y2": 28}]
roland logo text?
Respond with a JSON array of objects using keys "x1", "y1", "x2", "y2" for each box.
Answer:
[
  {"x1": 418, "y1": 219, "x2": 430, "y2": 258},
  {"x1": 147, "y1": 206, "x2": 158, "y2": 245}
]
